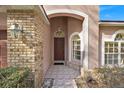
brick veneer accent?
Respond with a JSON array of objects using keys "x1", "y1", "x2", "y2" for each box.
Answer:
[
  {"x1": 7, "y1": 10, "x2": 35, "y2": 70},
  {"x1": 7, "y1": 9, "x2": 47, "y2": 87},
  {"x1": 7, "y1": 10, "x2": 42, "y2": 87}
]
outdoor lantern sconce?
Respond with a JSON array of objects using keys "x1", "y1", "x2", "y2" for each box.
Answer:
[{"x1": 9, "y1": 23, "x2": 23, "y2": 39}]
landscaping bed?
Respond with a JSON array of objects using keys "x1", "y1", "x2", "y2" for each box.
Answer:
[
  {"x1": 0, "y1": 67, "x2": 34, "y2": 88},
  {"x1": 75, "y1": 66, "x2": 124, "y2": 88}
]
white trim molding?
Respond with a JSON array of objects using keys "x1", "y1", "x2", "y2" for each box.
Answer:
[
  {"x1": 69, "y1": 32, "x2": 83, "y2": 63},
  {"x1": 46, "y1": 9, "x2": 89, "y2": 69}
]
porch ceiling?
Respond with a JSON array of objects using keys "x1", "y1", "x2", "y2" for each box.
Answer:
[{"x1": 47, "y1": 13, "x2": 84, "y2": 21}]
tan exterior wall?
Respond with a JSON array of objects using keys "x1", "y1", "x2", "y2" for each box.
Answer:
[
  {"x1": 44, "y1": 5, "x2": 99, "y2": 69},
  {"x1": 0, "y1": 13, "x2": 7, "y2": 30},
  {"x1": 100, "y1": 26, "x2": 124, "y2": 36},
  {"x1": 42, "y1": 24, "x2": 51, "y2": 76},
  {"x1": 67, "y1": 17, "x2": 82, "y2": 70},
  {"x1": 68, "y1": 17, "x2": 82, "y2": 35}
]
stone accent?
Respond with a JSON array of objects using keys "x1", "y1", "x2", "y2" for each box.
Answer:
[
  {"x1": 7, "y1": 10, "x2": 36, "y2": 85},
  {"x1": 7, "y1": 10, "x2": 35, "y2": 71},
  {"x1": 7, "y1": 8, "x2": 49, "y2": 87}
]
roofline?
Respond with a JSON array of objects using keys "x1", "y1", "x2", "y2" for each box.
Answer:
[
  {"x1": 100, "y1": 20, "x2": 124, "y2": 22},
  {"x1": 99, "y1": 20, "x2": 124, "y2": 26},
  {"x1": 38, "y1": 5, "x2": 50, "y2": 24},
  {"x1": 41, "y1": 5, "x2": 50, "y2": 23}
]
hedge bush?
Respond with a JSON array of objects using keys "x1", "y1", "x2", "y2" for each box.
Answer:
[
  {"x1": 75, "y1": 66, "x2": 124, "y2": 88},
  {"x1": 0, "y1": 67, "x2": 34, "y2": 88}
]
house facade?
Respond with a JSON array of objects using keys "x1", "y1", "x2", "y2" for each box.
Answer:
[{"x1": 0, "y1": 5, "x2": 124, "y2": 87}]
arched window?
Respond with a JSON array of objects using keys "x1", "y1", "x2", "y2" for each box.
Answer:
[
  {"x1": 104, "y1": 32, "x2": 124, "y2": 65},
  {"x1": 115, "y1": 33, "x2": 124, "y2": 41},
  {"x1": 72, "y1": 34, "x2": 81, "y2": 60}
]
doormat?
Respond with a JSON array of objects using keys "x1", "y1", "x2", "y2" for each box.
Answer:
[
  {"x1": 42, "y1": 78, "x2": 54, "y2": 88},
  {"x1": 54, "y1": 63, "x2": 64, "y2": 65}
]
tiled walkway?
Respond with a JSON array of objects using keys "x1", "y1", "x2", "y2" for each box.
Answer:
[{"x1": 45, "y1": 65, "x2": 80, "y2": 88}]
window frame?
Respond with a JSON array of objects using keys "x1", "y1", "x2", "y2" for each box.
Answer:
[
  {"x1": 102, "y1": 31, "x2": 124, "y2": 66},
  {"x1": 72, "y1": 35, "x2": 81, "y2": 61}
]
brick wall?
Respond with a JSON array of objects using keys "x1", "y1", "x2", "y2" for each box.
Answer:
[
  {"x1": 7, "y1": 10, "x2": 36, "y2": 86},
  {"x1": 7, "y1": 10, "x2": 35, "y2": 71},
  {"x1": 7, "y1": 8, "x2": 50, "y2": 88}
]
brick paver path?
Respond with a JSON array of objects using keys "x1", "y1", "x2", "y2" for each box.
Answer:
[{"x1": 45, "y1": 65, "x2": 80, "y2": 88}]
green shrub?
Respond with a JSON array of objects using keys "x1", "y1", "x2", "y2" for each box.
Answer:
[
  {"x1": 0, "y1": 67, "x2": 17, "y2": 79},
  {"x1": 0, "y1": 67, "x2": 34, "y2": 88}
]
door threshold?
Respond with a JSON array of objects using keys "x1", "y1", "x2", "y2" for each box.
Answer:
[{"x1": 54, "y1": 61, "x2": 64, "y2": 65}]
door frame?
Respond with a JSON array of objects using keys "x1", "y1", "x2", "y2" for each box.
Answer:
[{"x1": 53, "y1": 37, "x2": 65, "y2": 64}]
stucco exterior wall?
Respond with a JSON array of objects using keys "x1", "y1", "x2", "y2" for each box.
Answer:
[
  {"x1": 100, "y1": 26, "x2": 124, "y2": 36},
  {"x1": 67, "y1": 17, "x2": 82, "y2": 70},
  {"x1": 0, "y1": 12, "x2": 7, "y2": 68},
  {"x1": 0, "y1": 13, "x2": 7, "y2": 30},
  {"x1": 44, "y1": 5, "x2": 99, "y2": 69},
  {"x1": 42, "y1": 24, "x2": 51, "y2": 76},
  {"x1": 68, "y1": 17, "x2": 82, "y2": 35}
]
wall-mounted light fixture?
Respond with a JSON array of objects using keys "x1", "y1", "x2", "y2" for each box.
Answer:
[{"x1": 9, "y1": 23, "x2": 23, "y2": 39}]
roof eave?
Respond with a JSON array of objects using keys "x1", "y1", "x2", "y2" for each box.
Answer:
[{"x1": 99, "y1": 22, "x2": 124, "y2": 26}]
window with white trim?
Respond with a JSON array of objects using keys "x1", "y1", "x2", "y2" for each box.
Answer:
[
  {"x1": 104, "y1": 33, "x2": 124, "y2": 65},
  {"x1": 72, "y1": 35, "x2": 81, "y2": 60}
]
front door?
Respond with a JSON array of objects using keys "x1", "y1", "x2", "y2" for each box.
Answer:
[{"x1": 54, "y1": 38, "x2": 65, "y2": 63}]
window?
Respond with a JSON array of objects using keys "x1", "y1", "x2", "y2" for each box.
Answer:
[
  {"x1": 115, "y1": 33, "x2": 124, "y2": 41},
  {"x1": 104, "y1": 33, "x2": 124, "y2": 65},
  {"x1": 104, "y1": 42, "x2": 118, "y2": 65},
  {"x1": 72, "y1": 35, "x2": 80, "y2": 60}
]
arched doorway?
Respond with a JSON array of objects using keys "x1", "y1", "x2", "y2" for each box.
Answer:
[
  {"x1": 47, "y1": 9, "x2": 89, "y2": 69},
  {"x1": 54, "y1": 25, "x2": 65, "y2": 64}
]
